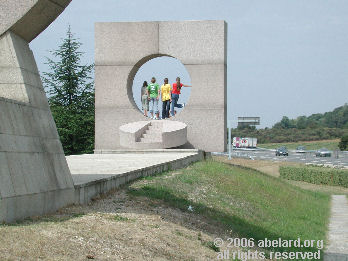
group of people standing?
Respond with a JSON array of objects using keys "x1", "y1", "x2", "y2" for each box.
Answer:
[{"x1": 141, "y1": 77, "x2": 191, "y2": 120}]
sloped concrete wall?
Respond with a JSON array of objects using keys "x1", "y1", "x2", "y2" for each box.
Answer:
[
  {"x1": 95, "y1": 20, "x2": 227, "y2": 152},
  {"x1": 0, "y1": 0, "x2": 72, "y2": 42},
  {"x1": 0, "y1": 31, "x2": 75, "y2": 223}
]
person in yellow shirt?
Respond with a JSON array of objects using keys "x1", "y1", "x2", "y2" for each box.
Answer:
[{"x1": 161, "y1": 78, "x2": 172, "y2": 119}]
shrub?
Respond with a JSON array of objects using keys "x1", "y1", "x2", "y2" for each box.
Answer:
[
  {"x1": 280, "y1": 165, "x2": 348, "y2": 188},
  {"x1": 339, "y1": 135, "x2": 348, "y2": 151}
]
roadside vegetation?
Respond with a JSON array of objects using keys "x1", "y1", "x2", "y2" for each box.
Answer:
[
  {"x1": 339, "y1": 135, "x2": 348, "y2": 150},
  {"x1": 258, "y1": 139, "x2": 340, "y2": 151},
  {"x1": 280, "y1": 165, "x2": 348, "y2": 188},
  {"x1": 216, "y1": 157, "x2": 348, "y2": 195}
]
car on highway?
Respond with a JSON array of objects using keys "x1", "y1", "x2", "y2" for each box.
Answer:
[
  {"x1": 295, "y1": 146, "x2": 306, "y2": 153},
  {"x1": 315, "y1": 148, "x2": 331, "y2": 157},
  {"x1": 275, "y1": 147, "x2": 289, "y2": 156}
]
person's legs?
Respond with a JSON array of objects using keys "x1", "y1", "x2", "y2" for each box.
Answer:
[
  {"x1": 141, "y1": 96, "x2": 145, "y2": 115},
  {"x1": 173, "y1": 94, "x2": 183, "y2": 108},
  {"x1": 162, "y1": 100, "x2": 167, "y2": 119},
  {"x1": 145, "y1": 99, "x2": 149, "y2": 117},
  {"x1": 175, "y1": 97, "x2": 183, "y2": 109},
  {"x1": 145, "y1": 97, "x2": 149, "y2": 117},
  {"x1": 165, "y1": 100, "x2": 170, "y2": 118},
  {"x1": 170, "y1": 97, "x2": 174, "y2": 116},
  {"x1": 171, "y1": 94, "x2": 178, "y2": 116},
  {"x1": 149, "y1": 98, "x2": 154, "y2": 117},
  {"x1": 154, "y1": 98, "x2": 159, "y2": 119},
  {"x1": 142, "y1": 95, "x2": 148, "y2": 117}
]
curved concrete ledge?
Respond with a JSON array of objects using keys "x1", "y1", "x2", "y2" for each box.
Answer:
[{"x1": 119, "y1": 120, "x2": 187, "y2": 149}]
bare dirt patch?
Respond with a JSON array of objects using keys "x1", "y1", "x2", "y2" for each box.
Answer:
[{"x1": 214, "y1": 156, "x2": 297, "y2": 177}]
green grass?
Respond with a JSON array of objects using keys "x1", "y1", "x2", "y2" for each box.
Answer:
[
  {"x1": 108, "y1": 214, "x2": 135, "y2": 222},
  {"x1": 258, "y1": 139, "x2": 339, "y2": 151},
  {"x1": 128, "y1": 160, "x2": 330, "y2": 259}
]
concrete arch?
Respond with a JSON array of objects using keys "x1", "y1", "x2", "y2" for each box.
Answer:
[
  {"x1": 126, "y1": 54, "x2": 191, "y2": 114},
  {"x1": 126, "y1": 54, "x2": 172, "y2": 110},
  {"x1": 95, "y1": 20, "x2": 227, "y2": 152}
]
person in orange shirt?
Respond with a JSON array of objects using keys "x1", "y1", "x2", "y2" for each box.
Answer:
[{"x1": 161, "y1": 78, "x2": 172, "y2": 119}]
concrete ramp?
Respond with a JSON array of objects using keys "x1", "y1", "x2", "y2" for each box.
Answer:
[
  {"x1": 68, "y1": 150, "x2": 204, "y2": 204},
  {"x1": 119, "y1": 120, "x2": 187, "y2": 149}
]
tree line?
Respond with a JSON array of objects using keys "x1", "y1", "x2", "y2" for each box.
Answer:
[
  {"x1": 232, "y1": 104, "x2": 348, "y2": 145},
  {"x1": 273, "y1": 104, "x2": 348, "y2": 129}
]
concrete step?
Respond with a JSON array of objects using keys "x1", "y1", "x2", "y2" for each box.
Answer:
[
  {"x1": 144, "y1": 128, "x2": 161, "y2": 134},
  {"x1": 148, "y1": 125, "x2": 162, "y2": 131},
  {"x1": 135, "y1": 142, "x2": 164, "y2": 149},
  {"x1": 142, "y1": 133, "x2": 161, "y2": 140},
  {"x1": 140, "y1": 137, "x2": 162, "y2": 143}
]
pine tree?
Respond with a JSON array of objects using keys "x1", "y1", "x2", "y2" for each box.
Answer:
[{"x1": 43, "y1": 26, "x2": 95, "y2": 155}]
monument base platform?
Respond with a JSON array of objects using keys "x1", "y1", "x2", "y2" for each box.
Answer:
[
  {"x1": 67, "y1": 150, "x2": 205, "y2": 204},
  {"x1": 119, "y1": 120, "x2": 188, "y2": 149}
]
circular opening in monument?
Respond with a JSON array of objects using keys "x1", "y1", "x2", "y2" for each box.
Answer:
[{"x1": 132, "y1": 56, "x2": 191, "y2": 119}]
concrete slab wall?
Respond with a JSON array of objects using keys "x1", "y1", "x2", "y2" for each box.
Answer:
[
  {"x1": 0, "y1": 31, "x2": 75, "y2": 223},
  {"x1": 95, "y1": 20, "x2": 227, "y2": 152}
]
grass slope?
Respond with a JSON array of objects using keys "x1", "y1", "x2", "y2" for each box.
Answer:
[
  {"x1": 129, "y1": 160, "x2": 330, "y2": 257},
  {"x1": 216, "y1": 156, "x2": 348, "y2": 195},
  {"x1": 258, "y1": 139, "x2": 339, "y2": 151}
]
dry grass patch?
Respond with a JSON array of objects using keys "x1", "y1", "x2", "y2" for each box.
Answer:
[
  {"x1": 0, "y1": 160, "x2": 331, "y2": 260},
  {"x1": 0, "y1": 189, "x2": 232, "y2": 261}
]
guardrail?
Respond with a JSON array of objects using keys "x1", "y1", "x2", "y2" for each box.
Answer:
[{"x1": 212, "y1": 151, "x2": 256, "y2": 160}]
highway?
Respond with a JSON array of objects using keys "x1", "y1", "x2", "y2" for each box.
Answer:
[{"x1": 216, "y1": 149, "x2": 348, "y2": 169}]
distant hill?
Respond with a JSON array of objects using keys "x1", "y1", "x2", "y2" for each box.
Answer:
[{"x1": 232, "y1": 103, "x2": 348, "y2": 143}]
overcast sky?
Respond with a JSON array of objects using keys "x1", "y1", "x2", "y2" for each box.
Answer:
[{"x1": 30, "y1": 0, "x2": 348, "y2": 128}]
